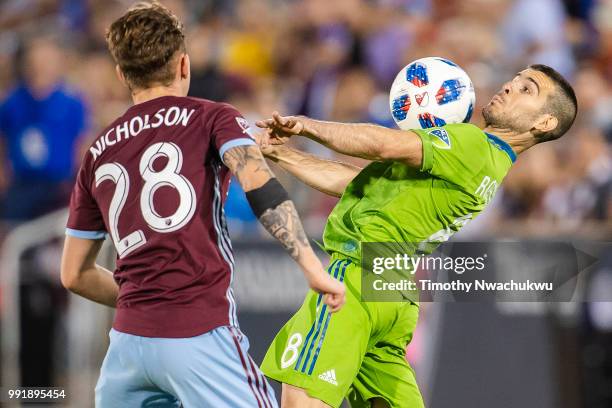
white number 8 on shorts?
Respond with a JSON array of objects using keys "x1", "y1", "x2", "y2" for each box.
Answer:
[{"x1": 280, "y1": 333, "x2": 302, "y2": 369}]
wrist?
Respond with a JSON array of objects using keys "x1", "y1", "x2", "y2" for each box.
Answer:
[
  {"x1": 296, "y1": 116, "x2": 319, "y2": 140},
  {"x1": 298, "y1": 250, "x2": 324, "y2": 276},
  {"x1": 263, "y1": 145, "x2": 288, "y2": 162}
]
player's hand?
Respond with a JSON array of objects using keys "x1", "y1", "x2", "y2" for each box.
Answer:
[
  {"x1": 255, "y1": 112, "x2": 307, "y2": 146},
  {"x1": 254, "y1": 130, "x2": 281, "y2": 149},
  {"x1": 305, "y1": 269, "x2": 346, "y2": 313},
  {"x1": 254, "y1": 131, "x2": 290, "y2": 163}
]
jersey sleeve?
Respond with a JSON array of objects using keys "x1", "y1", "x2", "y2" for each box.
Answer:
[
  {"x1": 211, "y1": 103, "x2": 257, "y2": 163},
  {"x1": 414, "y1": 123, "x2": 486, "y2": 188},
  {"x1": 66, "y1": 163, "x2": 107, "y2": 239}
]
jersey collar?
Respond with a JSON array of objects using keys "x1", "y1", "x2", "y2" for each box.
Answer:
[{"x1": 485, "y1": 133, "x2": 517, "y2": 163}]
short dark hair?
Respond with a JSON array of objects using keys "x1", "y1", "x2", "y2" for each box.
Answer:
[
  {"x1": 106, "y1": 2, "x2": 185, "y2": 89},
  {"x1": 529, "y1": 64, "x2": 578, "y2": 142}
]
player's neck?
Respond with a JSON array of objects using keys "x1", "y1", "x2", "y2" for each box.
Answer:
[
  {"x1": 131, "y1": 85, "x2": 186, "y2": 105},
  {"x1": 482, "y1": 126, "x2": 536, "y2": 155}
]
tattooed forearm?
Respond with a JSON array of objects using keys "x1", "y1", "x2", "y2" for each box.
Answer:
[
  {"x1": 259, "y1": 200, "x2": 309, "y2": 260},
  {"x1": 223, "y1": 145, "x2": 274, "y2": 191},
  {"x1": 224, "y1": 145, "x2": 310, "y2": 260}
]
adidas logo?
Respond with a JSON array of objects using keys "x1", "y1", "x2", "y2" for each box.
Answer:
[{"x1": 318, "y1": 369, "x2": 338, "y2": 386}]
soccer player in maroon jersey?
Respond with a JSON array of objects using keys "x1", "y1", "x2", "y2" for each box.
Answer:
[{"x1": 59, "y1": 3, "x2": 344, "y2": 407}]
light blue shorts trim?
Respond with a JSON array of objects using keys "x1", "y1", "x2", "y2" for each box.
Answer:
[{"x1": 95, "y1": 326, "x2": 277, "y2": 408}]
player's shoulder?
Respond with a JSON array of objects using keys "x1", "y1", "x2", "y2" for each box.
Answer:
[
  {"x1": 97, "y1": 95, "x2": 211, "y2": 136},
  {"x1": 412, "y1": 123, "x2": 485, "y2": 153},
  {"x1": 440, "y1": 123, "x2": 489, "y2": 149},
  {"x1": 412, "y1": 123, "x2": 482, "y2": 139},
  {"x1": 443, "y1": 123, "x2": 484, "y2": 137},
  {"x1": 194, "y1": 100, "x2": 250, "y2": 138},
  {"x1": 445, "y1": 124, "x2": 516, "y2": 166},
  {"x1": 120, "y1": 95, "x2": 220, "y2": 117},
  {"x1": 183, "y1": 97, "x2": 240, "y2": 116}
]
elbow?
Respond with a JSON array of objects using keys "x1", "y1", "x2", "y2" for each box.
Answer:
[
  {"x1": 60, "y1": 267, "x2": 79, "y2": 291},
  {"x1": 328, "y1": 178, "x2": 353, "y2": 198},
  {"x1": 374, "y1": 137, "x2": 422, "y2": 167}
]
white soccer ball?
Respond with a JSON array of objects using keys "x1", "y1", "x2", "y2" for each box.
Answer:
[{"x1": 389, "y1": 57, "x2": 476, "y2": 130}]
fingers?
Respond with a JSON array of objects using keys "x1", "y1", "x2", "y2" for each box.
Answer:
[
  {"x1": 256, "y1": 112, "x2": 304, "y2": 139},
  {"x1": 256, "y1": 118, "x2": 275, "y2": 129},
  {"x1": 273, "y1": 112, "x2": 300, "y2": 133},
  {"x1": 256, "y1": 112, "x2": 286, "y2": 129},
  {"x1": 272, "y1": 111, "x2": 287, "y2": 127},
  {"x1": 255, "y1": 129, "x2": 286, "y2": 147},
  {"x1": 254, "y1": 132, "x2": 264, "y2": 145},
  {"x1": 322, "y1": 279, "x2": 346, "y2": 313},
  {"x1": 269, "y1": 138, "x2": 285, "y2": 145},
  {"x1": 323, "y1": 292, "x2": 345, "y2": 313},
  {"x1": 307, "y1": 269, "x2": 346, "y2": 313},
  {"x1": 258, "y1": 112, "x2": 294, "y2": 130},
  {"x1": 254, "y1": 131, "x2": 271, "y2": 148}
]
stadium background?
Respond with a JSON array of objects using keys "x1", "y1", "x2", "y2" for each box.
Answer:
[{"x1": 0, "y1": 0, "x2": 610, "y2": 407}]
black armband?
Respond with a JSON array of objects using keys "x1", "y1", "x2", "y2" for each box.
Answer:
[{"x1": 245, "y1": 178, "x2": 290, "y2": 218}]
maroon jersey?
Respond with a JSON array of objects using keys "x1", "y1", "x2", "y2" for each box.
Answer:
[{"x1": 66, "y1": 96, "x2": 256, "y2": 338}]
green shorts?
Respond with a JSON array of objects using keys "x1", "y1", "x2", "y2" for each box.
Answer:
[{"x1": 261, "y1": 255, "x2": 424, "y2": 408}]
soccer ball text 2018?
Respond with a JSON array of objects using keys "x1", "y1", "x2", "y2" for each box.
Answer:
[{"x1": 389, "y1": 57, "x2": 476, "y2": 130}]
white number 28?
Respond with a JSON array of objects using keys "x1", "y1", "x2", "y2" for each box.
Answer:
[{"x1": 95, "y1": 142, "x2": 196, "y2": 258}]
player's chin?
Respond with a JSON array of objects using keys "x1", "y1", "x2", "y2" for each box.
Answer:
[{"x1": 481, "y1": 105, "x2": 496, "y2": 123}]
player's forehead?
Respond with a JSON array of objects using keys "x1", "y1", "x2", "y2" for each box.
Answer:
[{"x1": 513, "y1": 69, "x2": 555, "y2": 93}]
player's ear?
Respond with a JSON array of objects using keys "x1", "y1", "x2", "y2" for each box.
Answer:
[
  {"x1": 180, "y1": 53, "x2": 190, "y2": 80},
  {"x1": 532, "y1": 114, "x2": 558, "y2": 135},
  {"x1": 115, "y1": 65, "x2": 129, "y2": 89}
]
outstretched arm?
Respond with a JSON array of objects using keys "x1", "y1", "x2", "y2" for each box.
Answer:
[
  {"x1": 262, "y1": 144, "x2": 362, "y2": 198},
  {"x1": 257, "y1": 112, "x2": 424, "y2": 168},
  {"x1": 223, "y1": 145, "x2": 345, "y2": 312}
]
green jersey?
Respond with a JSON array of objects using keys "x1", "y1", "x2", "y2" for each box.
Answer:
[
  {"x1": 263, "y1": 124, "x2": 518, "y2": 407},
  {"x1": 322, "y1": 123, "x2": 516, "y2": 259}
]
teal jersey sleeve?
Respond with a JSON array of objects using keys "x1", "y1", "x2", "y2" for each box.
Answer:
[{"x1": 413, "y1": 123, "x2": 494, "y2": 189}]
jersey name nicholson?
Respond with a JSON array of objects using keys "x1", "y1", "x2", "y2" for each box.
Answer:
[{"x1": 90, "y1": 107, "x2": 196, "y2": 161}]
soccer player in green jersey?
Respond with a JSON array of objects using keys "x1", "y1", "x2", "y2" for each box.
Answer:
[{"x1": 257, "y1": 65, "x2": 577, "y2": 408}]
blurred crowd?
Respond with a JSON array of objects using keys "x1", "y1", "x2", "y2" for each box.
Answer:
[{"x1": 0, "y1": 0, "x2": 610, "y2": 239}]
